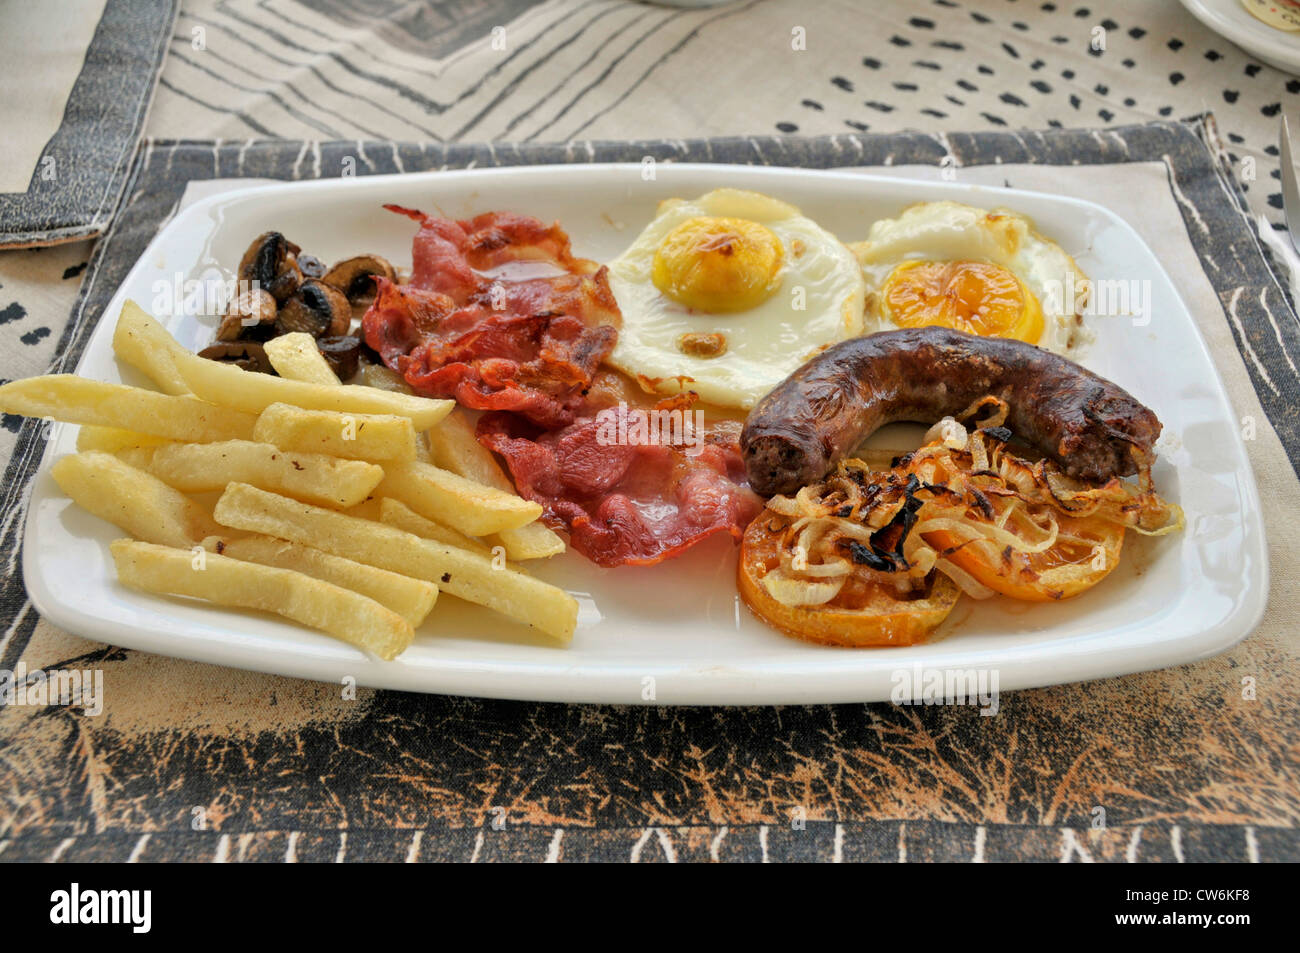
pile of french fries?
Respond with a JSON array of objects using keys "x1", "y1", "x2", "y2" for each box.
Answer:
[{"x1": 0, "y1": 300, "x2": 575, "y2": 660}]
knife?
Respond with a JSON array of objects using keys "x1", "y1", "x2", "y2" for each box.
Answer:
[{"x1": 1279, "y1": 114, "x2": 1300, "y2": 254}]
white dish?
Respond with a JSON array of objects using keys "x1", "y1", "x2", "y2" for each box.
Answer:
[
  {"x1": 1180, "y1": 0, "x2": 1300, "y2": 74},
  {"x1": 23, "y1": 164, "x2": 1268, "y2": 704}
]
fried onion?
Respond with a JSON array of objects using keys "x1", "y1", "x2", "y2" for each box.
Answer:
[{"x1": 755, "y1": 419, "x2": 1184, "y2": 606}]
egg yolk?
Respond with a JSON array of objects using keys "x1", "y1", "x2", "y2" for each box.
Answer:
[
  {"x1": 652, "y1": 216, "x2": 783, "y2": 313},
  {"x1": 882, "y1": 260, "x2": 1044, "y2": 344}
]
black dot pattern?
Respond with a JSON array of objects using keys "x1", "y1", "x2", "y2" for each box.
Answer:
[
  {"x1": 769, "y1": 0, "x2": 1292, "y2": 230},
  {"x1": 0, "y1": 237, "x2": 93, "y2": 459}
]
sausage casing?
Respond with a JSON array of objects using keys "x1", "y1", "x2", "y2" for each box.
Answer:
[{"x1": 741, "y1": 327, "x2": 1162, "y2": 496}]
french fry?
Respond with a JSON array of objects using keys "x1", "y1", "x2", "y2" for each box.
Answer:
[
  {"x1": 427, "y1": 408, "x2": 502, "y2": 484},
  {"x1": 204, "y1": 534, "x2": 437, "y2": 628},
  {"x1": 341, "y1": 497, "x2": 383, "y2": 521},
  {"x1": 0, "y1": 376, "x2": 257, "y2": 442},
  {"x1": 378, "y1": 460, "x2": 542, "y2": 537},
  {"x1": 50, "y1": 452, "x2": 222, "y2": 548},
  {"x1": 253, "y1": 402, "x2": 417, "y2": 462},
  {"x1": 487, "y1": 524, "x2": 565, "y2": 561},
  {"x1": 76, "y1": 425, "x2": 171, "y2": 453},
  {"x1": 357, "y1": 363, "x2": 433, "y2": 462},
  {"x1": 263, "y1": 333, "x2": 341, "y2": 385},
  {"x1": 142, "y1": 439, "x2": 383, "y2": 509},
  {"x1": 214, "y1": 483, "x2": 578, "y2": 643},
  {"x1": 110, "y1": 539, "x2": 413, "y2": 660},
  {"x1": 171, "y1": 348, "x2": 453, "y2": 429},
  {"x1": 429, "y1": 408, "x2": 565, "y2": 560},
  {"x1": 256, "y1": 351, "x2": 421, "y2": 461},
  {"x1": 111, "y1": 300, "x2": 192, "y2": 395},
  {"x1": 114, "y1": 446, "x2": 157, "y2": 470},
  {"x1": 489, "y1": 524, "x2": 565, "y2": 561},
  {"x1": 378, "y1": 497, "x2": 492, "y2": 557}
]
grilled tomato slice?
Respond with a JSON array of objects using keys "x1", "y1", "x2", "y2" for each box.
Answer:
[
  {"x1": 922, "y1": 511, "x2": 1124, "y2": 602},
  {"x1": 738, "y1": 515, "x2": 960, "y2": 647}
]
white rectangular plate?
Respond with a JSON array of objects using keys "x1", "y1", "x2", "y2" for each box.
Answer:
[{"x1": 22, "y1": 164, "x2": 1268, "y2": 704}]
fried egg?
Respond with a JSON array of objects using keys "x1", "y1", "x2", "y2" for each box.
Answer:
[
  {"x1": 606, "y1": 188, "x2": 865, "y2": 409},
  {"x1": 851, "y1": 201, "x2": 1087, "y2": 354}
]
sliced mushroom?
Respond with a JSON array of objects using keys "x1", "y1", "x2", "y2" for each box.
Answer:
[
  {"x1": 198, "y1": 341, "x2": 274, "y2": 374},
  {"x1": 237, "y1": 231, "x2": 302, "y2": 303},
  {"x1": 276, "y1": 279, "x2": 352, "y2": 338},
  {"x1": 237, "y1": 231, "x2": 293, "y2": 283},
  {"x1": 321, "y1": 255, "x2": 396, "y2": 303},
  {"x1": 297, "y1": 253, "x2": 326, "y2": 279},
  {"x1": 267, "y1": 258, "x2": 303, "y2": 302},
  {"x1": 316, "y1": 335, "x2": 364, "y2": 380},
  {"x1": 215, "y1": 287, "x2": 278, "y2": 341}
]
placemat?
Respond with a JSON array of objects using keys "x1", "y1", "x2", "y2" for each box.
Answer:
[
  {"x1": 0, "y1": 0, "x2": 178, "y2": 248},
  {"x1": 1, "y1": 119, "x2": 1297, "y2": 862},
  {"x1": 148, "y1": 0, "x2": 1300, "y2": 240}
]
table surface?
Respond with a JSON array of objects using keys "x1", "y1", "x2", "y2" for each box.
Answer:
[{"x1": 2, "y1": 0, "x2": 1298, "y2": 862}]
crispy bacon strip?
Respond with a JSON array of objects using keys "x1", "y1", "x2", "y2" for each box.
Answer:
[
  {"x1": 478, "y1": 402, "x2": 762, "y2": 568},
  {"x1": 366, "y1": 204, "x2": 761, "y2": 566},
  {"x1": 362, "y1": 206, "x2": 619, "y2": 428}
]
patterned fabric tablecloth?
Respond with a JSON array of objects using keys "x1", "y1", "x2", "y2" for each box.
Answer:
[
  {"x1": 2, "y1": 119, "x2": 1299, "y2": 862},
  {"x1": 1, "y1": 0, "x2": 1299, "y2": 863}
]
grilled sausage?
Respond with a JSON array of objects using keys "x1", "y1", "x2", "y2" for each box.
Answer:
[{"x1": 742, "y1": 327, "x2": 1162, "y2": 496}]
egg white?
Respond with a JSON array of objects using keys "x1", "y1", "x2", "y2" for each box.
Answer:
[
  {"x1": 851, "y1": 200, "x2": 1088, "y2": 354},
  {"x1": 606, "y1": 188, "x2": 865, "y2": 409}
]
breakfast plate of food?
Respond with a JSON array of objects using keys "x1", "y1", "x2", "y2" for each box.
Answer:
[{"x1": 2, "y1": 163, "x2": 1266, "y2": 704}]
